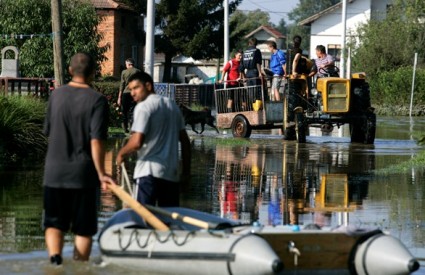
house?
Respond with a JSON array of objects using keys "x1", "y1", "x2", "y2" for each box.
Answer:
[
  {"x1": 153, "y1": 54, "x2": 218, "y2": 83},
  {"x1": 244, "y1": 25, "x2": 286, "y2": 67},
  {"x1": 299, "y1": 0, "x2": 393, "y2": 61},
  {"x1": 91, "y1": 0, "x2": 144, "y2": 77}
]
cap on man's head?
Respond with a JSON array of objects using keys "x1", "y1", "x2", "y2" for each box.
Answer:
[{"x1": 125, "y1": 58, "x2": 135, "y2": 65}]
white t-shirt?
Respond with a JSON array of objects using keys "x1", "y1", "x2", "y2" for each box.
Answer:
[{"x1": 131, "y1": 94, "x2": 185, "y2": 182}]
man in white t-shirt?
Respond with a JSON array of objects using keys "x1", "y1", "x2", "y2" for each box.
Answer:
[
  {"x1": 116, "y1": 72, "x2": 191, "y2": 206},
  {"x1": 313, "y1": 45, "x2": 336, "y2": 78}
]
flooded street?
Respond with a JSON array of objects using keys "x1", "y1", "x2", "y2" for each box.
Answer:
[{"x1": 1, "y1": 116, "x2": 425, "y2": 274}]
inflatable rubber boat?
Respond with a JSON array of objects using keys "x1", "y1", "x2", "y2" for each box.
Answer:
[{"x1": 98, "y1": 207, "x2": 419, "y2": 275}]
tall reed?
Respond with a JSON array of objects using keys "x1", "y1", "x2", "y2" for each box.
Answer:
[{"x1": 0, "y1": 96, "x2": 47, "y2": 164}]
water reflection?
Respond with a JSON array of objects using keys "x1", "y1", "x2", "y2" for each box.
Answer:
[
  {"x1": 1, "y1": 116, "x2": 425, "y2": 272},
  {"x1": 208, "y1": 142, "x2": 375, "y2": 229},
  {"x1": 0, "y1": 169, "x2": 45, "y2": 252}
]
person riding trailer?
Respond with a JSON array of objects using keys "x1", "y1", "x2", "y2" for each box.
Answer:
[{"x1": 284, "y1": 37, "x2": 316, "y2": 140}]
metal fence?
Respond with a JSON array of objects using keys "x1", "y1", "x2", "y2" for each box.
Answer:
[{"x1": 154, "y1": 83, "x2": 216, "y2": 107}]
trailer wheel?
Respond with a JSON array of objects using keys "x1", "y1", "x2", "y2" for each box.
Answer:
[{"x1": 231, "y1": 115, "x2": 252, "y2": 138}]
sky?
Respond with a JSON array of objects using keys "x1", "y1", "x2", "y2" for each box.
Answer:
[{"x1": 237, "y1": 0, "x2": 300, "y2": 25}]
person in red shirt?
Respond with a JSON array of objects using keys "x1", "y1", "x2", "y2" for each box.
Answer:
[{"x1": 219, "y1": 50, "x2": 243, "y2": 111}]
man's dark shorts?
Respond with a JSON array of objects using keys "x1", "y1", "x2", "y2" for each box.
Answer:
[
  {"x1": 135, "y1": 175, "x2": 179, "y2": 207},
  {"x1": 43, "y1": 186, "x2": 99, "y2": 236}
]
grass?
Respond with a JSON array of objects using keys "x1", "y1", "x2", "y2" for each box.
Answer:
[
  {"x1": 373, "y1": 132, "x2": 425, "y2": 175},
  {"x1": 190, "y1": 135, "x2": 252, "y2": 146},
  {"x1": 187, "y1": 103, "x2": 210, "y2": 111},
  {"x1": 0, "y1": 95, "x2": 47, "y2": 164},
  {"x1": 375, "y1": 150, "x2": 425, "y2": 175}
]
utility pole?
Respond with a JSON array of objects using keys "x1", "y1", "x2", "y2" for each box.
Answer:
[
  {"x1": 224, "y1": 0, "x2": 229, "y2": 63},
  {"x1": 144, "y1": 0, "x2": 155, "y2": 77},
  {"x1": 340, "y1": 0, "x2": 347, "y2": 78},
  {"x1": 51, "y1": 0, "x2": 65, "y2": 87}
]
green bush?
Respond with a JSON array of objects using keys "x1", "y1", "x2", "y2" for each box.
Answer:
[
  {"x1": 0, "y1": 96, "x2": 47, "y2": 164},
  {"x1": 93, "y1": 80, "x2": 121, "y2": 127},
  {"x1": 369, "y1": 67, "x2": 425, "y2": 106}
]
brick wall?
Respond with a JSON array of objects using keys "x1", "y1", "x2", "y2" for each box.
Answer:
[
  {"x1": 97, "y1": 10, "x2": 144, "y2": 78},
  {"x1": 97, "y1": 10, "x2": 116, "y2": 76}
]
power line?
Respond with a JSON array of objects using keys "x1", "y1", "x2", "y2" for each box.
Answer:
[{"x1": 239, "y1": 9, "x2": 290, "y2": 14}]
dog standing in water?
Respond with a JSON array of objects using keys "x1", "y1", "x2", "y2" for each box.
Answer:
[{"x1": 179, "y1": 104, "x2": 220, "y2": 134}]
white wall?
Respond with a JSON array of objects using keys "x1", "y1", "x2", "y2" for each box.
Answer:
[
  {"x1": 153, "y1": 63, "x2": 219, "y2": 83},
  {"x1": 308, "y1": 0, "x2": 394, "y2": 60},
  {"x1": 308, "y1": 0, "x2": 372, "y2": 59}
]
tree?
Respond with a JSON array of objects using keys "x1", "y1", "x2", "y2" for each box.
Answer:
[
  {"x1": 229, "y1": 9, "x2": 270, "y2": 52},
  {"x1": 349, "y1": 0, "x2": 425, "y2": 77},
  {"x1": 120, "y1": 0, "x2": 146, "y2": 14},
  {"x1": 155, "y1": 0, "x2": 242, "y2": 82},
  {"x1": 0, "y1": 0, "x2": 107, "y2": 78},
  {"x1": 288, "y1": 0, "x2": 340, "y2": 22},
  {"x1": 275, "y1": 18, "x2": 288, "y2": 39},
  {"x1": 287, "y1": 0, "x2": 339, "y2": 51}
]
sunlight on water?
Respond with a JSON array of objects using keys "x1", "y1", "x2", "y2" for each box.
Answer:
[{"x1": 1, "y1": 116, "x2": 425, "y2": 273}]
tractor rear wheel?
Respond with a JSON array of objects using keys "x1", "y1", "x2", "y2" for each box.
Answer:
[
  {"x1": 364, "y1": 113, "x2": 376, "y2": 144},
  {"x1": 350, "y1": 113, "x2": 376, "y2": 144}
]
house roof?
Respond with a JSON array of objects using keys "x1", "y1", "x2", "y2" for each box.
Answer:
[
  {"x1": 244, "y1": 25, "x2": 286, "y2": 39},
  {"x1": 90, "y1": 0, "x2": 134, "y2": 11},
  {"x1": 298, "y1": 0, "x2": 355, "y2": 26}
]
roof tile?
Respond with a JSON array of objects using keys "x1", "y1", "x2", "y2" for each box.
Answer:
[{"x1": 90, "y1": 0, "x2": 133, "y2": 11}]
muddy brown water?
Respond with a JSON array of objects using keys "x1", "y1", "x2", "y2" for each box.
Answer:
[{"x1": 0, "y1": 116, "x2": 424, "y2": 274}]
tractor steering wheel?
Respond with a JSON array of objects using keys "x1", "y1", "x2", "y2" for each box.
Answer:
[{"x1": 318, "y1": 65, "x2": 340, "y2": 77}]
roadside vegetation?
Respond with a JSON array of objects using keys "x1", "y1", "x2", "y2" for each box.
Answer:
[
  {"x1": 0, "y1": 0, "x2": 106, "y2": 77},
  {"x1": 348, "y1": 0, "x2": 425, "y2": 114},
  {"x1": 0, "y1": 96, "x2": 47, "y2": 165},
  {"x1": 0, "y1": 0, "x2": 424, "y2": 168},
  {"x1": 375, "y1": 150, "x2": 425, "y2": 175}
]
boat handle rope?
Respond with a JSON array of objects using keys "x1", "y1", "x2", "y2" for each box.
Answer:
[{"x1": 114, "y1": 228, "x2": 197, "y2": 251}]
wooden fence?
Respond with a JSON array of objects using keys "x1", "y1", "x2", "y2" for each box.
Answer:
[{"x1": 0, "y1": 77, "x2": 54, "y2": 98}]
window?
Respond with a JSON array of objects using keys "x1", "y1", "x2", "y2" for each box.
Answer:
[{"x1": 327, "y1": 44, "x2": 341, "y2": 61}]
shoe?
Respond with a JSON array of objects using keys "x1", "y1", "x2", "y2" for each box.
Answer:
[{"x1": 50, "y1": 254, "x2": 63, "y2": 265}]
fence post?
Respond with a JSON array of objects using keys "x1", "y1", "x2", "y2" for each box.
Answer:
[{"x1": 409, "y1": 53, "x2": 418, "y2": 117}]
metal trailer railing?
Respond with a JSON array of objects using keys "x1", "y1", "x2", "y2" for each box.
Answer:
[
  {"x1": 215, "y1": 85, "x2": 264, "y2": 113},
  {"x1": 214, "y1": 78, "x2": 267, "y2": 114}
]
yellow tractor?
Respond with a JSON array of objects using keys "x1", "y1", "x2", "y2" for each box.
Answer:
[{"x1": 284, "y1": 66, "x2": 376, "y2": 144}]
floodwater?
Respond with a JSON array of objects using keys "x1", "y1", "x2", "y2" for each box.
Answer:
[{"x1": 1, "y1": 116, "x2": 425, "y2": 274}]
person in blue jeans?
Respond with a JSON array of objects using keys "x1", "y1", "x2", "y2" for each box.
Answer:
[
  {"x1": 116, "y1": 72, "x2": 191, "y2": 207},
  {"x1": 267, "y1": 41, "x2": 286, "y2": 101}
]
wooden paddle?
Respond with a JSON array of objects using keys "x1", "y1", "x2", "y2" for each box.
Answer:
[
  {"x1": 119, "y1": 165, "x2": 226, "y2": 230},
  {"x1": 107, "y1": 181, "x2": 169, "y2": 231},
  {"x1": 144, "y1": 204, "x2": 218, "y2": 230}
]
